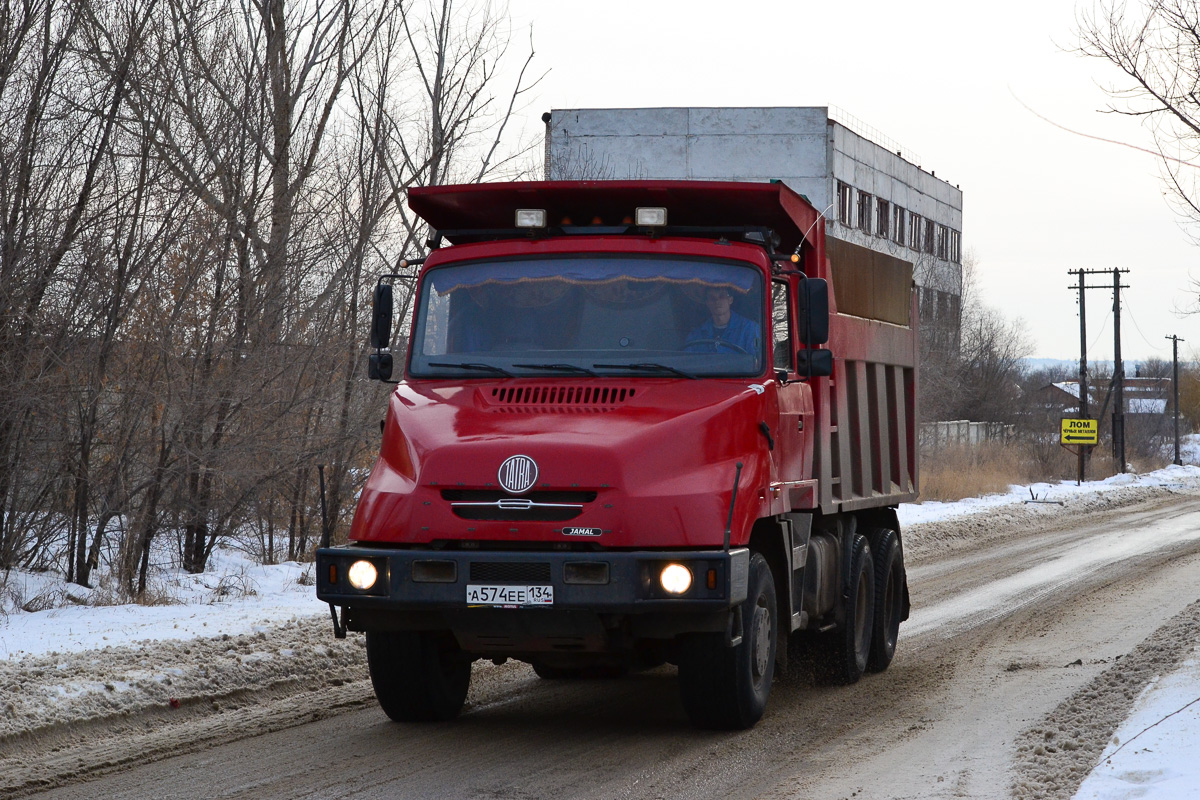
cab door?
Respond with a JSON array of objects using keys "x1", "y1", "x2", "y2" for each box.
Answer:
[{"x1": 771, "y1": 278, "x2": 811, "y2": 486}]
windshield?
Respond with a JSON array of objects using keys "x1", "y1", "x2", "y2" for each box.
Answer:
[{"x1": 409, "y1": 256, "x2": 765, "y2": 379}]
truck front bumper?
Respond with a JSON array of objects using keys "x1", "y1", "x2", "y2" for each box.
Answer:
[{"x1": 315, "y1": 545, "x2": 750, "y2": 645}]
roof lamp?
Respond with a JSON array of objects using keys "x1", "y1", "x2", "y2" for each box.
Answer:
[
  {"x1": 635, "y1": 207, "x2": 668, "y2": 227},
  {"x1": 515, "y1": 208, "x2": 546, "y2": 228}
]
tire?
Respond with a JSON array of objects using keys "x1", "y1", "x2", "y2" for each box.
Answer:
[
  {"x1": 678, "y1": 552, "x2": 777, "y2": 730},
  {"x1": 365, "y1": 630, "x2": 471, "y2": 722},
  {"x1": 531, "y1": 662, "x2": 584, "y2": 680},
  {"x1": 865, "y1": 528, "x2": 905, "y2": 673},
  {"x1": 815, "y1": 534, "x2": 874, "y2": 685}
]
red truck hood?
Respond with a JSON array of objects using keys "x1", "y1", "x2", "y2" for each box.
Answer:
[{"x1": 349, "y1": 379, "x2": 774, "y2": 549}]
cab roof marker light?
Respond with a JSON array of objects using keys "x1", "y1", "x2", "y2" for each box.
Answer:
[
  {"x1": 635, "y1": 207, "x2": 668, "y2": 227},
  {"x1": 515, "y1": 208, "x2": 546, "y2": 228}
]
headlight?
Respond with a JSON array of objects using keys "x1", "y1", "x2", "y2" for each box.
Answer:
[
  {"x1": 348, "y1": 560, "x2": 379, "y2": 590},
  {"x1": 660, "y1": 563, "x2": 692, "y2": 595}
]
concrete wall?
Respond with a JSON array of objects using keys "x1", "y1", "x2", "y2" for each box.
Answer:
[
  {"x1": 545, "y1": 107, "x2": 832, "y2": 210},
  {"x1": 828, "y1": 125, "x2": 963, "y2": 296},
  {"x1": 543, "y1": 106, "x2": 963, "y2": 300}
]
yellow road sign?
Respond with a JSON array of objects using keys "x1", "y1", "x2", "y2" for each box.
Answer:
[{"x1": 1061, "y1": 418, "x2": 1098, "y2": 445}]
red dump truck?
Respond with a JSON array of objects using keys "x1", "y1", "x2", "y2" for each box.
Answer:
[{"x1": 317, "y1": 180, "x2": 917, "y2": 729}]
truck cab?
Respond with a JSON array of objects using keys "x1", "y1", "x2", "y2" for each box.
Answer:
[{"x1": 317, "y1": 180, "x2": 915, "y2": 729}]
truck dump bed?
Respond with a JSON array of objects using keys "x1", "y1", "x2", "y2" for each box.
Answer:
[{"x1": 819, "y1": 238, "x2": 919, "y2": 513}]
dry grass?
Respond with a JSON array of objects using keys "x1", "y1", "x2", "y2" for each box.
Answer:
[
  {"x1": 918, "y1": 439, "x2": 1139, "y2": 503},
  {"x1": 920, "y1": 441, "x2": 1024, "y2": 502}
]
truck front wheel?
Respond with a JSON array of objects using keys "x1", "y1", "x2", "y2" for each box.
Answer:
[
  {"x1": 366, "y1": 630, "x2": 472, "y2": 722},
  {"x1": 677, "y1": 552, "x2": 777, "y2": 730}
]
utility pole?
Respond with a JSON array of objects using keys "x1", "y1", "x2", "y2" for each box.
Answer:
[
  {"x1": 1112, "y1": 268, "x2": 1126, "y2": 472},
  {"x1": 1167, "y1": 335, "x2": 1184, "y2": 466},
  {"x1": 1071, "y1": 269, "x2": 1089, "y2": 483},
  {"x1": 1068, "y1": 268, "x2": 1130, "y2": 474}
]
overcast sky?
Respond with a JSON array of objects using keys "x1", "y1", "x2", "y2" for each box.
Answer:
[{"x1": 502, "y1": 0, "x2": 1200, "y2": 364}]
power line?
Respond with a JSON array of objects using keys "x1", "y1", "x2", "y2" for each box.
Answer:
[
  {"x1": 1087, "y1": 309, "x2": 1112, "y2": 354},
  {"x1": 1123, "y1": 295, "x2": 1168, "y2": 354}
]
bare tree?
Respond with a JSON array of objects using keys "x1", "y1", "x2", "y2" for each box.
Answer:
[
  {"x1": 0, "y1": 0, "x2": 541, "y2": 596},
  {"x1": 920, "y1": 252, "x2": 1032, "y2": 426},
  {"x1": 1078, "y1": 1, "x2": 1200, "y2": 306}
]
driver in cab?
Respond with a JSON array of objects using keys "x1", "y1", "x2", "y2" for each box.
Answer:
[{"x1": 685, "y1": 286, "x2": 760, "y2": 354}]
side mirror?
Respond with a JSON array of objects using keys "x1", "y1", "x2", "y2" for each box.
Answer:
[
  {"x1": 799, "y1": 278, "x2": 829, "y2": 345},
  {"x1": 368, "y1": 352, "x2": 394, "y2": 381},
  {"x1": 796, "y1": 349, "x2": 833, "y2": 378},
  {"x1": 370, "y1": 284, "x2": 393, "y2": 349}
]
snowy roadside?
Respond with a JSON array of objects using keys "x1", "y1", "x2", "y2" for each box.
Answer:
[
  {"x1": 1074, "y1": 650, "x2": 1200, "y2": 799},
  {"x1": 2, "y1": 462, "x2": 1200, "y2": 799},
  {"x1": 0, "y1": 552, "x2": 327, "y2": 661}
]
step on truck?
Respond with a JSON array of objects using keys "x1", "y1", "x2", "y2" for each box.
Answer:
[{"x1": 317, "y1": 180, "x2": 917, "y2": 730}]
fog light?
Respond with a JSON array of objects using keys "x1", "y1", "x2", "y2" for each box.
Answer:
[
  {"x1": 660, "y1": 563, "x2": 692, "y2": 594},
  {"x1": 348, "y1": 560, "x2": 379, "y2": 590}
]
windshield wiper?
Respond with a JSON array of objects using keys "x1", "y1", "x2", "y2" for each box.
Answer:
[
  {"x1": 512, "y1": 363, "x2": 599, "y2": 377},
  {"x1": 427, "y1": 361, "x2": 514, "y2": 377},
  {"x1": 592, "y1": 362, "x2": 698, "y2": 380}
]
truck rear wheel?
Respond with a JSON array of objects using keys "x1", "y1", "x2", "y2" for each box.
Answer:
[
  {"x1": 815, "y1": 534, "x2": 874, "y2": 685},
  {"x1": 531, "y1": 662, "x2": 584, "y2": 680},
  {"x1": 366, "y1": 630, "x2": 471, "y2": 722},
  {"x1": 677, "y1": 552, "x2": 777, "y2": 730},
  {"x1": 866, "y1": 528, "x2": 904, "y2": 673}
]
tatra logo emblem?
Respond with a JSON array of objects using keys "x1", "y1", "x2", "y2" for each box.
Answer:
[{"x1": 498, "y1": 455, "x2": 538, "y2": 495}]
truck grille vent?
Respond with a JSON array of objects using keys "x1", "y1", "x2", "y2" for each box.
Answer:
[
  {"x1": 442, "y1": 490, "x2": 597, "y2": 504},
  {"x1": 469, "y1": 561, "x2": 552, "y2": 583},
  {"x1": 488, "y1": 386, "x2": 636, "y2": 408},
  {"x1": 444, "y1": 489, "x2": 594, "y2": 521}
]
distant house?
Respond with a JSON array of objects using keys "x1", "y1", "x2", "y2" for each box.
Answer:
[{"x1": 1039, "y1": 378, "x2": 1169, "y2": 417}]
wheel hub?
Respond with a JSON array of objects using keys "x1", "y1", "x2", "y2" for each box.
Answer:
[{"x1": 752, "y1": 605, "x2": 771, "y2": 677}]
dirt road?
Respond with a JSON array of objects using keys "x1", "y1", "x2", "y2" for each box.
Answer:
[{"x1": 11, "y1": 487, "x2": 1200, "y2": 800}]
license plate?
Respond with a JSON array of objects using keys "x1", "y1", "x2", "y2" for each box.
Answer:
[{"x1": 466, "y1": 584, "x2": 554, "y2": 607}]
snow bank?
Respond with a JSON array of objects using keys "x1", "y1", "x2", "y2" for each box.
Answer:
[
  {"x1": 1073, "y1": 649, "x2": 1200, "y2": 799},
  {"x1": 898, "y1": 463, "x2": 1200, "y2": 527},
  {"x1": 1, "y1": 547, "x2": 326, "y2": 660}
]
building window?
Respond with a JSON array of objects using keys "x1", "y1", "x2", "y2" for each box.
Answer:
[
  {"x1": 936, "y1": 225, "x2": 949, "y2": 259},
  {"x1": 837, "y1": 182, "x2": 854, "y2": 226},
  {"x1": 876, "y1": 198, "x2": 890, "y2": 238},
  {"x1": 892, "y1": 206, "x2": 906, "y2": 246},
  {"x1": 909, "y1": 213, "x2": 922, "y2": 250},
  {"x1": 950, "y1": 230, "x2": 961, "y2": 263},
  {"x1": 857, "y1": 191, "x2": 873, "y2": 233},
  {"x1": 924, "y1": 218, "x2": 935, "y2": 255}
]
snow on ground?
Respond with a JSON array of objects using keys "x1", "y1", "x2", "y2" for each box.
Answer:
[
  {"x1": 2, "y1": 448, "x2": 1200, "y2": 797},
  {"x1": 897, "y1": 463, "x2": 1200, "y2": 527},
  {"x1": 0, "y1": 547, "x2": 326, "y2": 660},
  {"x1": 1074, "y1": 650, "x2": 1200, "y2": 799}
]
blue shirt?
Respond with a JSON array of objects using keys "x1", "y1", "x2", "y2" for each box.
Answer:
[{"x1": 685, "y1": 312, "x2": 761, "y2": 354}]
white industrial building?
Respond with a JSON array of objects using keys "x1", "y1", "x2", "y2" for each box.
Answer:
[{"x1": 542, "y1": 107, "x2": 963, "y2": 339}]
